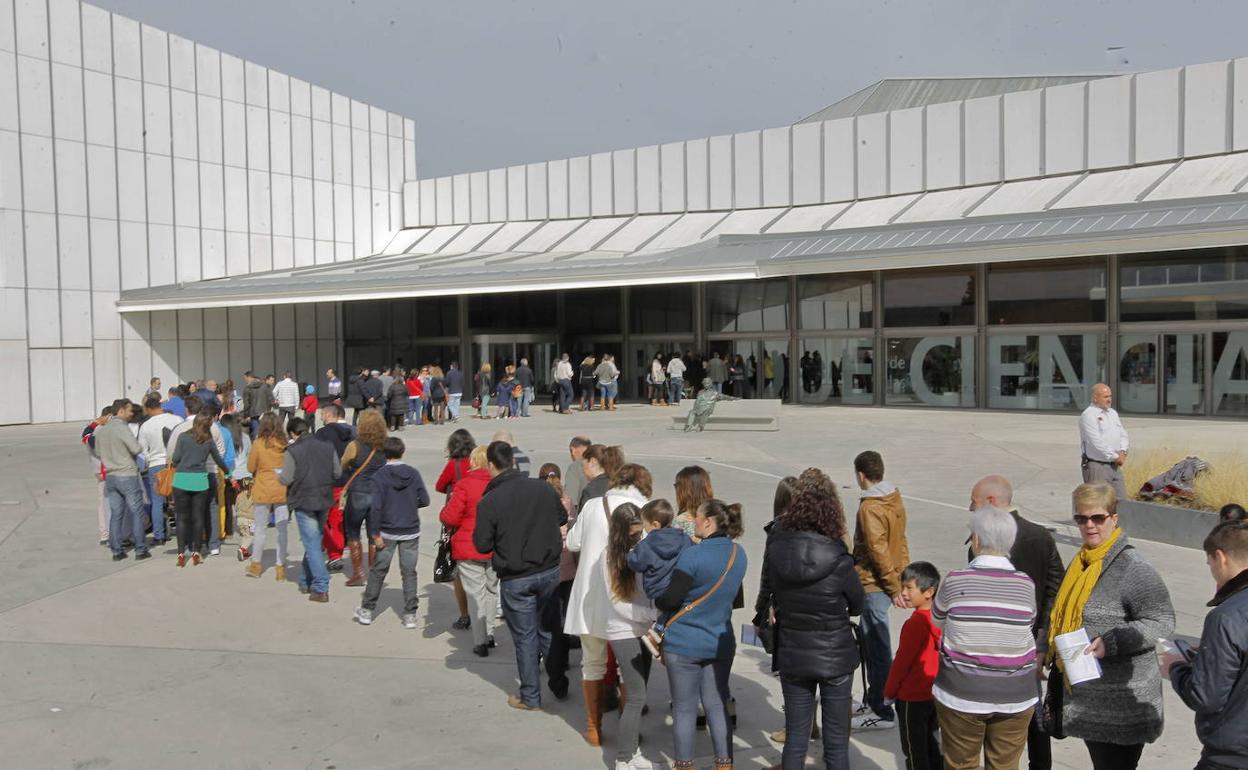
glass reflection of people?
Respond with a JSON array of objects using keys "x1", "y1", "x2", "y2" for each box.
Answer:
[{"x1": 812, "y1": 350, "x2": 824, "y2": 392}]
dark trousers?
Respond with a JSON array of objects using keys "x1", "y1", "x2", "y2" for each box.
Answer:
[
  {"x1": 557, "y1": 379, "x2": 573, "y2": 412},
  {"x1": 1085, "y1": 740, "x2": 1144, "y2": 770},
  {"x1": 343, "y1": 491, "x2": 372, "y2": 543},
  {"x1": 173, "y1": 487, "x2": 210, "y2": 554},
  {"x1": 860, "y1": 591, "x2": 896, "y2": 720},
  {"x1": 500, "y1": 566, "x2": 560, "y2": 708},
  {"x1": 388, "y1": 413, "x2": 404, "y2": 430},
  {"x1": 360, "y1": 538, "x2": 420, "y2": 613},
  {"x1": 542, "y1": 579, "x2": 574, "y2": 691},
  {"x1": 1026, "y1": 711, "x2": 1051, "y2": 770},
  {"x1": 897, "y1": 699, "x2": 942, "y2": 770},
  {"x1": 779, "y1": 672, "x2": 852, "y2": 770}
]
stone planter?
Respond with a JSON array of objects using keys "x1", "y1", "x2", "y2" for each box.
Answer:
[{"x1": 1118, "y1": 499, "x2": 1220, "y2": 550}]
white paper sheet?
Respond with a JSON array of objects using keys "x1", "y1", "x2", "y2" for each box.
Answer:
[{"x1": 1056, "y1": 628, "x2": 1103, "y2": 685}]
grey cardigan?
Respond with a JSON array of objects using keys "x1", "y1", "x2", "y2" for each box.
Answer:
[{"x1": 1061, "y1": 534, "x2": 1176, "y2": 745}]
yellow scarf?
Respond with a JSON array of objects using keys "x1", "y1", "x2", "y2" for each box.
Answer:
[{"x1": 1046, "y1": 527, "x2": 1123, "y2": 667}]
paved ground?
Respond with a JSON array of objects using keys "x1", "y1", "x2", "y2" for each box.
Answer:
[{"x1": 0, "y1": 404, "x2": 1237, "y2": 769}]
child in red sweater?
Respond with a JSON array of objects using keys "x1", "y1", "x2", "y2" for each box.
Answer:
[
  {"x1": 301, "y1": 385, "x2": 320, "y2": 430},
  {"x1": 885, "y1": 561, "x2": 943, "y2": 770}
]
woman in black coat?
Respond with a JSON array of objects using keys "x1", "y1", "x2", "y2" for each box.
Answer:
[
  {"x1": 385, "y1": 377, "x2": 410, "y2": 430},
  {"x1": 766, "y1": 487, "x2": 864, "y2": 770},
  {"x1": 344, "y1": 368, "x2": 365, "y2": 424}
]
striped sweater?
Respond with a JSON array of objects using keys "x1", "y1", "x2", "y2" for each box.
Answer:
[{"x1": 931, "y1": 555, "x2": 1038, "y2": 711}]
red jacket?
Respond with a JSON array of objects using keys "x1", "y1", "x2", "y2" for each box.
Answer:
[
  {"x1": 438, "y1": 467, "x2": 492, "y2": 561},
  {"x1": 884, "y1": 608, "x2": 942, "y2": 702},
  {"x1": 301, "y1": 395, "x2": 319, "y2": 414},
  {"x1": 405, "y1": 377, "x2": 423, "y2": 397},
  {"x1": 435, "y1": 457, "x2": 472, "y2": 495}
]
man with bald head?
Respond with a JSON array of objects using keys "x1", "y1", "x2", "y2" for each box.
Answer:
[
  {"x1": 1078, "y1": 383, "x2": 1129, "y2": 500},
  {"x1": 969, "y1": 475, "x2": 1065, "y2": 770}
]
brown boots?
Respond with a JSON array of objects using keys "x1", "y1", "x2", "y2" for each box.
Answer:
[
  {"x1": 245, "y1": 560, "x2": 262, "y2": 578},
  {"x1": 345, "y1": 541, "x2": 366, "y2": 586},
  {"x1": 582, "y1": 679, "x2": 604, "y2": 746}
]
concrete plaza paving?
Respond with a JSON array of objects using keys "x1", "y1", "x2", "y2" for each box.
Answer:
[{"x1": 0, "y1": 404, "x2": 1238, "y2": 769}]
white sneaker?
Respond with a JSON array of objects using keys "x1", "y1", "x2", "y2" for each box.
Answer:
[
  {"x1": 851, "y1": 700, "x2": 870, "y2": 716},
  {"x1": 354, "y1": 607, "x2": 373, "y2": 625},
  {"x1": 209, "y1": 548, "x2": 220, "y2": 556},
  {"x1": 614, "y1": 749, "x2": 655, "y2": 770},
  {"x1": 850, "y1": 713, "x2": 895, "y2": 731},
  {"x1": 402, "y1": 613, "x2": 417, "y2": 629}
]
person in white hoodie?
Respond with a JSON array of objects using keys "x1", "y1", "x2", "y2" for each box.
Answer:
[
  {"x1": 601, "y1": 501, "x2": 659, "y2": 770},
  {"x1": 273, "y1": 372, "x2": 301, "y2": 426},
  {"x1": 565, "y1": 464, "x2": 652, "y2": 747}
]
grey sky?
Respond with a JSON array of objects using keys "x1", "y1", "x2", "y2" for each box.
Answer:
[{"x1": 92, "y1": 0, "x2": 1248, "y2": 179}]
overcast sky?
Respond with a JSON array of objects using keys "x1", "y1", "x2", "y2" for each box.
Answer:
[{"x1": 92, "y1": 0, "x2": 1248, "y2": 179}]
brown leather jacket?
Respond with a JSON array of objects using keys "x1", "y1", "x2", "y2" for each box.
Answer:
[{"x1": 852, "y1": 487, "x2": 909, "y2": 596}]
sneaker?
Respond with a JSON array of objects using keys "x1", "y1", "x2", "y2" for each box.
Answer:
[
  {"x1": 191, "y1": 552, "x2": 202, "y2": 566},
  {"x1": 451, "y1": 615, "x2": 471, "y2": 630},
  {"x1": 851, "y1": 700, "x2": 870, "y2": 716},
  {"x1": 472, "y1": 643, "x2": 489, "y2": 657},
  {"x1": 354, "y1": 607, "x2": 373, "y2": 625},
  {"x1": 112, "y1": 552, "x2": 127, "y2": 562},
  {"x1": 236, "y1": 546, "x2": 250, "y2": 561},
  {"x1": 402, "y1": 613, "x2": 417, "y2": 629},
  {"x1": 176, "y1": 553, "x2": 187, "y2": 568},
  {"x1": 209, "y1": 548, "x2": 220, "y2": 556},
  {"x1": 850, "y1": 713, "x2": 895, "y2": 731},
  {"x1": 615, "y1": 749, "x2": 656, "y2": 770},
  {"x1": 135, "y1": 551, "x2": 152, "y2": 561},
  {"x1": 507, "y1": 694, "x2": 540, "y2": 711}
]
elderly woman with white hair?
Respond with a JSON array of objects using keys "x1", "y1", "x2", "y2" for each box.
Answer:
[{"x1": 931, "y1": 505, "x2": 1039, "y2": 770}]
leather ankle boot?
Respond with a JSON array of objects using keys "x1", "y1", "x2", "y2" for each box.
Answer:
[
  {"x1": 345, "y1": 541, "x2": 365, "y2": 587},
  {"x1": 582, "y1": 679, "x2": 604, "y2": 746}
]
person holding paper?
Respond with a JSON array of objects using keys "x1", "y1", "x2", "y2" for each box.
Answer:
[
  {"x1": 1046, "y1": 481, "x2": 1175, "y2": 770},
  {"x1": 1162, "y1": 520, "x2": 1248, "y2": 770}
]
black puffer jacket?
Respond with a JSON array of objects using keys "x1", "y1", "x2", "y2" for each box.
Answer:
[{"x1": 767, "y1": 528, "x2": 865, "y2": 681}]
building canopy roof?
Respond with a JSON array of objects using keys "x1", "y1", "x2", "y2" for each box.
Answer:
[{"x1": 118, "y1": 154, "x2": 1248, "y2": 311}]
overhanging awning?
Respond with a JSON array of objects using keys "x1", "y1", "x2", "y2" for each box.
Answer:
[{"x1": 117, "y1": 193, "x2": 1248, "y2": 312}]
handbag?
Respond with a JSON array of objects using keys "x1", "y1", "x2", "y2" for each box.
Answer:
[
  {"x1": 155, "y1": 464, "x2": 176, "y2": 498},
  {"x1": 433, "y1": 526, "x2": 457, "y2": 583},
  {"x1": 472, "y1": 395, "x2": 481, "y2": 410},
  {"x1": 642, "y1": 543, "x2": 738, "y2": 663},
  {"x1": 1040, "y1": 662, "x2": 1066, "y2": 739}
]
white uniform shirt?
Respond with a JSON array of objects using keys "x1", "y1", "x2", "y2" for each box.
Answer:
[{"x1": 1078, "y1": 404, "x2": 1129, "y2": 462}]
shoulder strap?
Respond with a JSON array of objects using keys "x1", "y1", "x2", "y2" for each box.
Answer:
[
  {"x1": 602, "y1": 493, "x2": 611, "y2": 517},
  {"x1": 454, "y1": 461, "x2": 462, "y2": 482},
  {"x1": 342, "y1": 447, "x2": 377, "y2": 497},
  {"x1": 665, "y1": 544, "x2": 738, "y2": 630}
]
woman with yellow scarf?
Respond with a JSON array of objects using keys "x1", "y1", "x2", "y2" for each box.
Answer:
[{"x1": 1044, "y1": 481, "x2": 1175, "y2": 770}]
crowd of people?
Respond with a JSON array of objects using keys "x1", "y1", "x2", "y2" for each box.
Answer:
[{"x1": 80, "y1": 373, "x2": 1248, "y2": 770}]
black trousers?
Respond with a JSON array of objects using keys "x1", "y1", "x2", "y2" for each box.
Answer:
[
  {"x1": 1085, "y1": 740, "x2": 1144, "y2": 770},
  {"x1": 542, "y1": 580, "x2": 574, "y2": 688},
  {"x1": 1026, "y1": 710, "x2": 1051, "y2": 770},
  {"x1": 896, "y1": 699, "x2": 941, "y2": 770},
  {"x1": 388, "y1": 413, "x2": 404, "y2": 430},
  {"x1": 173, "y1": 487, "x2": 210, "y2": 554}
]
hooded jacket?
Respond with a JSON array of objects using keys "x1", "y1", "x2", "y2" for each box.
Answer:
[
  {"x1": 314, "y1": 422, "x2": 354, "y2": 465},
  {"x1": 367, "y1": 462, "x2": 430, "y2": 538},
  {"x1": 242, "y1": 379, "x2": 273, "y2": 418},
  {"x1": 1169, "y1": 568, "x2": 1248, "y2": 769},
  {"x1": 438, "y1": 467, "x2": 492, "y2": 561},
  {"x1": 627, "y1": 527, "x2": 694, "y2": 600},
  {"x1": 344, "y1": 373, "x2": 364, "y2": 409},
  {"x1": 852, "y1": 483, "x2": 910, "y2": 596},
  {"x1": 473, "y1": 469, "x2": 567, "y2": 580},
  {"x1": 768, "y1": 528, "x2": 864, "y2": 681}
]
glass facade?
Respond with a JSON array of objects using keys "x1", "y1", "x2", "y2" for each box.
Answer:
[{"x1": 337, "y1": 246, "x2": 1248, "y2": 417}]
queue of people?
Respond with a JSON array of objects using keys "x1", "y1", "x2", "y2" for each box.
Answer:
[{"x1": 81, "y1": 379, "x2": 1244, "y2": 770}]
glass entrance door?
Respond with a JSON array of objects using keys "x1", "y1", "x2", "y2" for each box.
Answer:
[
  {"x1": 707, "y1": 338, "x2": 793, "y2": 400},
  {"x1": 470, "y1": 335, "x2": 558, "y2": 394}
]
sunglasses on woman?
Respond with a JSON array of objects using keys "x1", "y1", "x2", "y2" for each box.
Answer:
[{"x1": 1073, "y1": 513, "x2": 1112, "y2": 526}]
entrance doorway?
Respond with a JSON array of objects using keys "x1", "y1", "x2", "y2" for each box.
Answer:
[
  {"x1": 470, "y1": 335, "x2": 558, "y2": 395},
  {"x1": 707, "y1": 338, "x2": 792, "y2": 400}
]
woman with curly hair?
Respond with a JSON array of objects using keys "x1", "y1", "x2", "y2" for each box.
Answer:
[
  {"x1": 765, "y1": 488, "x2": 864, "y2": 770},
  {"x1": 339, "y1": 409, "x2": 389, "y2": 586},
  {"x1": 672, "y1": 465, "x2": 715, "y2": 541}
]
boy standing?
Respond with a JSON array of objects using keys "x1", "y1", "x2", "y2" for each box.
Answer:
[
  {"x1": 886, "y1": 562, "x2": 944, "y2": 770},
  {"x1": 354, "y1": 438, "x2": 430, "y2": 629}
]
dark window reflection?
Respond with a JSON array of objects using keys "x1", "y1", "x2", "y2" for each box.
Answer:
[
  {"x1": 987, "y1": 257, "x2": 1106, "y2": 325},
  {"x1": 798, "y1": 274, "x2": 873, "y2": 330},
  {"x1": 883, "y1": 267, "x2": 975, "y2": 327},
  {"x1": 468, "y1": 293, "x2": 558, "y2": 330},
  {"x1": 630, "y1": 285, "x2": 693, "y2": 334},
  {"x1": 1120, "y1": 247, "x2": 1248, "y2": 322},
  {"x1": 565, "y1": 288, "x2": 621, "y2": 335},
  {"x1": 705, "y1": 279, "x2": 789, "y2": 333}
]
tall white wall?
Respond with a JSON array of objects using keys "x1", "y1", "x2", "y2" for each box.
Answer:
[
  {"x1": 404, "y1": 58, "x2": 1248, "y2": 227},
  {"x1": 0, "y1": 0, "x2": 417, "y2": 423}
]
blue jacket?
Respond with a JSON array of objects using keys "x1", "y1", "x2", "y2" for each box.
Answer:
[
  {"x1": 627, "y1": 527, "x2": 694, "y2": 600},
  {"x1": 165, "y1": 396, "x2": 186, "y2": 418},
  {"x1": 656, "y1": 535, "x2": 747, "y2": 661},
  {"x1": 367, "y1": 462, "x2": 430, "y2": 538}
]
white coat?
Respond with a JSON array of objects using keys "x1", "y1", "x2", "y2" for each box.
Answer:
[{"x1": 563, "y1": 485, "x2": 648, "y2": 637}]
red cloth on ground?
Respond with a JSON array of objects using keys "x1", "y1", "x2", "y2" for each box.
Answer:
[{"x1": 884, "y1": 607, "x2": 942, "y2": 702}]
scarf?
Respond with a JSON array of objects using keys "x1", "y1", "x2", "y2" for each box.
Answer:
[{"x1": 1046, "y1": 527, "x2": 1123, "y2": 667}]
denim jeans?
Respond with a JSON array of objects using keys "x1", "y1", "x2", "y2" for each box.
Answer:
[
  {"x1": 665, "y1": 652, "x2": 733, "y2": 763},
  {"x1": 143, "y1": 464, "x2": 167, "y2": 541},
  {"x1": 448, "y1": 393, "x2": 462, "y2": 420},
  {"x1": 206, "y1": 471, "x2": 221, "y2": 551},
  {"x1": 294, "y1": 509, "x2": 330, "y2": 593},
  {"x1": 520, "y1": 386, "x2": 534, "y2": 417},
  {"x1": 556, "y1": 379, "x2": 573, "y2": 412},
  {"x1": 780, "y1": 672, "x2": 852, "y2": 770},
  {"x1": 407, "y1": 396, "x2": 421, "y2": 425},
  {"x1": 106, "y1": 474, "x2": 148, "y2": 555},
  {"x1": 861, "y1": 591, "x2": 895, "y2": 720},
  {"x1": 609, "y1": 637, "x2": 653, "y2": 762},
  {"x1": 478, "y1": 394, "x2": 490, "y2": 418},
  {"x1": 669, "y1": 377, "x2": 683, "y2": 404},
  {"x1": 500, "y1": 566, "x2": 560, "y2": 707},
  {"x1": 344, "y1": 491, "x2": 373, "y2": 542},
  {"x1": 361, "y1": 537, "x2": 420, "y2": 614}
]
